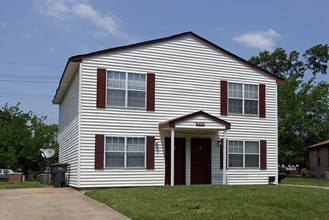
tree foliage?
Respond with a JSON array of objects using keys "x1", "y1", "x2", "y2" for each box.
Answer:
[
  {"x1": 0, "y1": 104, "x2": 58, "y2": 179},
  {"x1": 249, "y1": 44, "x2": 329, "y2": 168}
]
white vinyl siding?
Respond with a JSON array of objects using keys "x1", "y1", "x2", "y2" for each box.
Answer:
[
  {"x1": 64, "y1": 35, "x2": 278, "y2": 187},
  {"x1": 58, "y1": 71, "x2": 80, "y2": 187}
]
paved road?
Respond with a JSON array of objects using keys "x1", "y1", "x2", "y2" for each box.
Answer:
[{"x1": 0, "y1": 187, "x2": 130, "y2": 220}]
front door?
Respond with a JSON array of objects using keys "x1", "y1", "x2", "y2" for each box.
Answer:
[
  {"x1": 191, "y1": 138, "x2": 211, "y2": 184},
  {"x1": 165, "y1": 138, "x2": 186, "y2": 185}
]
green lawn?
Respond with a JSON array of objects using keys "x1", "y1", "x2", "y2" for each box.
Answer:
[
  {"x1": 0, "y1": 181, "x2": 52, "y2": 189},
  {"x1": 280, "y1": 177, "x2": 329, "y2": 187},
  {"x1": 86, "y1": 185, "x2": 329, "y2": 219}
]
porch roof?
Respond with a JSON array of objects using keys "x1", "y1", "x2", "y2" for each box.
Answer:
[
  {"x1": 158, "y1": 110, "x2": 231, "y2": 130},
  {"x1": 307, "y1": 139, "x2": 329, "y2": 150}
]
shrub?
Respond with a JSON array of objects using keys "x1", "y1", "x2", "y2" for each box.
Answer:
[
  {"x1": 0, "y1": 170, "x2": 10, "y2": 182},
  {"x1": 301, "y1": 168, "x2": 309, "y2": 177}
]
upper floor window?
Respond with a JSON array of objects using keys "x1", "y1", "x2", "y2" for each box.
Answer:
[
  {"x1": 228, "y1": 140, "x2": 259, "y2": 168},
  {"x1": 228, "y1": 83, "x2": 258, "y2": 115},
  {"x1": 107, "y1": 71, "x2": 146, "y2": 108}
]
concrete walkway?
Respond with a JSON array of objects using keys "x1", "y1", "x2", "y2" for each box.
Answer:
[
  {"x1": 280, "y1": 184, "x2": 329, "y2": 190},
  {"x1": 0, "y1": 187, "x2": 130, "y2": 220}
]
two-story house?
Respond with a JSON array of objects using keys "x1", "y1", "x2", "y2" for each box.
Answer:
[{"x1": 53, "y1": 32, "x2": 283, "y2": 189}]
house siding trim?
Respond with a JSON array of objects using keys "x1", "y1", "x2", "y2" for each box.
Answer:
[{"x1": 77, "y1": 63, "x2": 82, "y2": 188}]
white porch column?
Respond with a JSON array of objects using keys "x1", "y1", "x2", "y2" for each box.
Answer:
[
  {"x1": 223, "y1": 129, "x2": 227, "y2": 185},
  {"x1": 170, "y1": 127, "x2": 175, "y2": 186}
]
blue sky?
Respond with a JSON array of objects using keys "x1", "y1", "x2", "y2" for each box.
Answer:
[{"x1": 1, "y1": 0, "x2": 328, "y2": 125}]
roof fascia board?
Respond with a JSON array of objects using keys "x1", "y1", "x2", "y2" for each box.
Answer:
[
  {"x1": 159, "y1": 111, "x2": 231, "y2": 130},
  {"x1": 53, "y1": 61, "x2": 79, "y2": 104}
]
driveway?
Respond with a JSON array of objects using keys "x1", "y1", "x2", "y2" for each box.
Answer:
[{"x1": 0, "y1": 187, "x2": 130, "y2": 220}]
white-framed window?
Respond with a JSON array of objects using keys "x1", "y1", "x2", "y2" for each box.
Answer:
[
  {"x1": 228, "y1": 83, "x2": 258, "y2": 115},
  {"x1": 105, "y1": 137, "x2": 146, "y2": 168},
  {"x1": 228, "y1": 140, "x2": 259, "y2": 168},
  {"x1": 107, "y1": 71, "x2": 146, "y2": 108}
]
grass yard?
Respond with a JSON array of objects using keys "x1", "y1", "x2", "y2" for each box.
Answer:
[
  {"x1": 280, "y1": 177, "x2": 329, "y2": 187},
  {"x1": 86, "y1": 185, "x2": 329, "y2": 219},
  {"x1": 0, "y1": 181, "x2": 52, "y2": 189}
]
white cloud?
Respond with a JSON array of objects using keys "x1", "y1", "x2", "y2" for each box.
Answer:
[
  {"x1": 72, "y1": 3, "x2": 118, "y2": 36},
  {"x1": 22, "y1": 33, "x2": 32, "y2": 38},
  {"x1": 42, "y1": 1, "x2": 69, "y2": 19},
  {"x1": 233, "y1": 29, "x2": 280, "y2": 51},
  {"x1": 0, "y1": 21, "x2": 6, "y2": 28},
  {"x1": 214, "y1": 27, "x2": 224, "y2": 32},
  {"x1": 48, "y1": 46, "x2": 58, "y2": 52},
  {"x1": 38, "y1": 0, "x2": 135, "y2": 42}
]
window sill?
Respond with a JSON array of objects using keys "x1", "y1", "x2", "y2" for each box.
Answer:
[
  {"x1": 103, "y1": 167, "x2": 146, "y2": 170},
  {"x1": 104, "y1": 106, "x2": 148, "y2": 111}
]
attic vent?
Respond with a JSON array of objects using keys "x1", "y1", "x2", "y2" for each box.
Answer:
[{"x1": 268, "y1": 176, "x2": 275, "y2": 185}]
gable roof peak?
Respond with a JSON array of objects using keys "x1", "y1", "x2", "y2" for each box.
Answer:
[
  {"x1": 53, "y1": 31, "x2": 284, "y2": 103},
  {"x1": 68, "y1": 31, "x2": 283, "y2": 84}
]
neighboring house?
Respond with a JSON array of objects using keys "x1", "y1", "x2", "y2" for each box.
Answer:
[
  {"x1": 307, "y1": 140, "x2": 329, "y2": 178},
  {"x1": 53, "y1": 132, "x2": 58, "y2": 143},
  {"x1": 53, "y1": 32, "x2": 283, "y2": 189}
]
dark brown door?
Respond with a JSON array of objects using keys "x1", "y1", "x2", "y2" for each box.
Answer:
[
  {"x1": 165, "y1": 138, "x2": 186, "y2": 185},
  {"x1": 191, "y1": 138, "x2": 211, "y2": 184}
]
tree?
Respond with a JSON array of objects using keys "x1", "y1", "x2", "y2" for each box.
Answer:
[
  {"x1": 0, "y1": 103, "x2": 58, "y2": 179},
  {"x1": 249, "y1": 45, "x2": 329, "y2": 168}
]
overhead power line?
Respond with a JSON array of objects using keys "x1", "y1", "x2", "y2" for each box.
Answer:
[
  {"x1": 0, "y1": 79, "x2": 57, "y2": 83},
  {"x1": 0, "y1": 91, "x2": 53, "y2": 101},
  {"x1": 0, "y1": 91, "x2": 52, "y2": 97},
  {"x1": 0, "y1": 73, "x2": 59, "y2": 79},
  {"x1": 0, "y1": 95, "x2": 51, "y2": 101},
  {"x1": 0, "y1": 61, "x2": 62, "y2": 67}
]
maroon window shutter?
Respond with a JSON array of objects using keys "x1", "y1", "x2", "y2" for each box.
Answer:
[
  {"x1": 97, "y1": 68, "x2": 106, "y2": 108},
  {"x1": 146, "y1": 136, "x2": 155, "y2": 169},
  {"x1": 259, "y1": 84, "x2": 266, "y2": 117},
  {"x1": 95, "y1": 135, "x2": 104, "y2": 169},
  {"x1": 147, "y1": 73, "x2": 155, "y2": 111},
  {"x1": 221, "y1": 81, "x2": 228, "y2": 115},
  {"x1": 260, "y1": 140, "x2": 267, "y2": 170}
]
